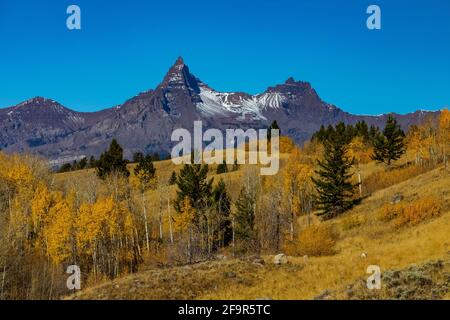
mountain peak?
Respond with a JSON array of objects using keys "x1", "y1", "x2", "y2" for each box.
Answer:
[
  {"x1": 285, "y1": 77, "x2": 296, "y2": 84},
  {"x1": 174, "y1": 56, "x2": 185, "y2": 66},
  {"x1": 16, "y1": 96, "x2": 60, "y2": 108},
  {"x1": 159, "y1": 57, "x2": 201, "y2": 93}
]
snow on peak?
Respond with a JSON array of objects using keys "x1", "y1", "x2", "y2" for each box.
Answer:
[{"x1": 196, "y1": 87, "x2": 286, "y2": 120}]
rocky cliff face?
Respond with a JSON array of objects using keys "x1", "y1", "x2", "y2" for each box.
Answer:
[{"x1": 0, "y1": 57, "x2": 439, "y2": 161}]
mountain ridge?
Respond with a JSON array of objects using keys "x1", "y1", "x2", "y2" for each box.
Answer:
[{"x1": 0, "y1": 57, "x2": 440, "y2": 161}]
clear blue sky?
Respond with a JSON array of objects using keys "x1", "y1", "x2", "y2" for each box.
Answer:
[{"x1": 0, "y1": 0, "x2": 449, "y2": 115}]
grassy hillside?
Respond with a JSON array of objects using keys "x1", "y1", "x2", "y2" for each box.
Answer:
[{"x1": 67, "y1": 165, "x2": 450, "y2": 300}]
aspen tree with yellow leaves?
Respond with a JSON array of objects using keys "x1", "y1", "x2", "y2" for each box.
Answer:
[
  {"x1": 131, "y1": 154, "x2": 157, "y2": 252},
  {"x1": 44, "y1": 191, "x2": 76, "y2": 265},
  {"x1": 283, "y1": 148, "x2": 314, "y2": 239},
  {"x1": 347, "y1": 136, "x2": 373, "y2": 197},
  {"x1": 439, "y1": 108, "x2": 450, "y2": 169},
  {"x1": 174, "y1": 197, "x2": 195, "y2": 262}
]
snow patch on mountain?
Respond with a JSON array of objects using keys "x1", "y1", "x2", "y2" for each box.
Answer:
[{"x1": 196, "y1": 88, "x2": 286, "y2": 120}]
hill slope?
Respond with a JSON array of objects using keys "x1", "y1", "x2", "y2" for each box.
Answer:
[{"x1": 66, "y1": 166, "x2": 450, "y2": 300}]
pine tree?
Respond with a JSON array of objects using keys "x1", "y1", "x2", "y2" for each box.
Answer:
[
  {"x1": 174, "y1": 163, "x2": 213, "y2": 222},
  {"x1": 132, "y1": 152, "x2": 144, "y2": 164},
  {"x1": 78, "y1": 157, "x2": 87, "y2": 170},
  {"x1": 96, "y1": 139, "x2": 130, "y2": 179},
  {"x1": 372, "y1": 116, "x2": 406, "y2": 166},
  {"x1": 267, "y1": 120, "x2": 280, "y2": 142},
  {"x1": 134, "y1": 154, "x2": 156, "y2": 187},
  {"x1": 168, "y1": 171, "x2": 177, "y2": 185},
  {"x1": 88, "y1": 155, "x2": 97, "y2": 168},
  {"x1": 211, "y1": 179, "x2": 232, "y2": 247},
  {"x1": 312, "y1": 125, "x2": 357, "y2": 220},
  {"x1": 233, "y1": 186, "x2": 256, "y2": 243},
  {"x1": 58, "y1": 163, "x2": 72, "y2": 173},
  {"x1": 216, "y1": 160, "x2": 228, "y2": 174}
]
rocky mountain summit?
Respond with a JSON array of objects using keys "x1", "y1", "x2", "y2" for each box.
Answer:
[{"x1": 0, "y1": 57, "x2": 438, "y2": 161}]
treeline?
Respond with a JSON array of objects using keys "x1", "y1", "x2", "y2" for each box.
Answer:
[
  {"x1": 1, "y1": 110, "x2": 449, "y2": 300},
  {"x1": 57, "y1": 142, "x2": 167, "y2": 173}
]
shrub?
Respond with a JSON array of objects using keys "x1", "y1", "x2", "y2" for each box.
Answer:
[
  {"x1": 394, "y1": 196, "x2": 441, "y2": 228},
  {"x1": 298, "y1": 223, "x2": 337, "y2": 256},
  {"x1": 377, "y1": 202, "x2": 407, "y2": 222},
  {"x1": 377, "y1": 196, "x2": 441, "y2": 227}
]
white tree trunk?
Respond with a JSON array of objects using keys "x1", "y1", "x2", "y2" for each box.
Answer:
[{"x1": 142, "y1": 192, "x2": 150, "y2": 252}]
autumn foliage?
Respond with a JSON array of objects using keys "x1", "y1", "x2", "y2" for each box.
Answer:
[
  {"x1": 298, "y1": 223, "x2": 337, "y2": 256},
  {"x1": 377, "y1": 196, "x2": 441, "y2": 228}
]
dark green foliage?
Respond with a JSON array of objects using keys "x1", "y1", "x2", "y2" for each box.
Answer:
[
  {"x1": 216, "y1": 160, "x2": 228, "y2": 174},
  {"x1": 133, "y1": 152, "x2": 160, "y2": 163},
  {"x1": 132, "y1": 152, "x2": 144, "y2": 164},
  {"x1": 312, "y1": 124, "x2": 357, "y2": 220},
  {"x1": 368, "y1": 125, "x2": 381, "y2": 144},
  {"x1": 174, "y1": 163, "x2": 213, "y2": 219},
  {"x1": 96, "y1": 139, "x2": 130, "y2": 179},
  {"x1": 267, "y1": 120, "x2": 280, "y2": 142},
  {"x1": 71, "y1": 157, "x2": 87, "y2": 171},
  {"x1": 77, "y1": 157, "x2": 88, "y2": 170},
  {"x1": 88, "y1": 156, "x2": 97, "y2": 168},
  {"x1": 211, "y1": 179, "x2": 232, "y2": 247},
  {"x1": 58, "y1": 163, "x2": 72, "y2": 173},
  {"x1": 313, "y1": 121, "x2": 374, "y2": 145},
  {"x1": 168, "y1": 171, "x2": 177, "y2": 185},
  {"x1": 372, "y1": 116, "x2": 406, "y2": 166},
  {"x1": 134, "y1": 154, "x2": 156, "y2": 187},
  {"x1": 233, "y1": 186, "x2": 256, "y2": 243}
]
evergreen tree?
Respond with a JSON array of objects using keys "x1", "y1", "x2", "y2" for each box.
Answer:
[
  {"x1": 312, "y1": 125, "x2": 357, "y2": 220},
  {"x1": 132, "y1": 152, "x2": 144, "y2": 164},
  {"x1": 174, "y1": 163, "x2": 213, "y2": 222},
  {"x1": 372, "y1": 116, "x2": 406, "y2": 165},
  {"x1": 355, "y1": 121, "x2": 370, "y2": 141},
  {"x1": 233, "y1": 186, "x2": 256, "y2": 243},
  {"x1": 78, "y1": 157, "x2": 88, "y2": 170},
  {"x1": 96, "y1": 139, "x2": 130, "y2": 179},
  {"x1": 88, "y1": 156, "x2": 97, "y2": 168},
  {"x1": 134, "y1": 154, "x2": 156, "y2": 187},
  {"x1": 211, "y1": 179, "x2": 232, "y2": 247},
  {"x1": 168, "y1": 171, "x2": 177, "y2": 185},
  {"x1": 267, "y1": 120, "x2": 280, "y2": 142},
  {"x1": 58, "y1": 163, "x2": 72, "y2": 173},
  {"x1": 216, "y1": 160, "x2": 228, "y2": 174}
]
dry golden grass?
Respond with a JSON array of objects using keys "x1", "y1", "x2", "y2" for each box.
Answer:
[{"x1": 65, "y1": 164, "x2": 450, "y2": 300}]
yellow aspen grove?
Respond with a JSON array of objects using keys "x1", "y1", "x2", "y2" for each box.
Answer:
[
  {"x1": 44, "y1": 192, "x2": 75, "y2": 265},
  {"x1": 76, "y1": 196, "x2": 138, "y2": 276},
  {"x1": 130, "y1": 171, "x2": 157, "y2": 252},
  {"x1": 283, "y1": 148, "x2": 314, "y2": 238},
  {"x1": 347, "y1": 137, "x2": 373, "y2": 197},
  {"x1": 348, "y1": 136, "x2": 373, "y2": 165},
  {"x1": 407, "y1": 126, "x2": 425, "y2": 165},
  {"x1": 175, "y1": 197, "x2": 195, "y2": 262},
  {"x1": 439, "y1": 108, "x2": 450, "y2": 169},
  {"x1": 30, "y1": 183, "x2": 53, "y2": 235}
]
